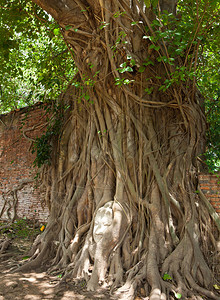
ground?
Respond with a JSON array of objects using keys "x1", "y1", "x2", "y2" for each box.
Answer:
[
  {"x1": 0, "y1": 224, "x2": 219, "y2": 300},
  {"x1": 0, "y1": 236, "x2": 110, "y2": 300},
  {"x1": 0, "y1": 235, "x2": 146, "y2": 300}
]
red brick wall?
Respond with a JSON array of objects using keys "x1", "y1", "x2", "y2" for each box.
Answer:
[
  {"x1": 199, "y1": 174, "x2": 220, "y2": 214},
  {"x1": 0, "y1": 104, "x2": 49, "y2": 222}
]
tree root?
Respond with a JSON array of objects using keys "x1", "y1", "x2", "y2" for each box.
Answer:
[
  {"x1": 0, "y1": 237, "x2": 11, "y2": 254},
  {"x1": 0, "y1": 179, "x2": 34, "y2": 222}
]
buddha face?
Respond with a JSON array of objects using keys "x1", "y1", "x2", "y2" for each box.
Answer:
[{"x1": 93, "y1": 201, "x2": 113, "y2": 243}]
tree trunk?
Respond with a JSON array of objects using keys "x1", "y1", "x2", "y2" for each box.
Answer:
[{"x1": 21, "y1": 1, "x2": 220, "y2": 299}]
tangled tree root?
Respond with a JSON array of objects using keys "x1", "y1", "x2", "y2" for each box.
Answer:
[{"x1": 14, "y1": 0, "x2": 220, "y2": 299}]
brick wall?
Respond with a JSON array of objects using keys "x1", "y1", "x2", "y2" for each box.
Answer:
[
  {"x1": 199, "y1": 174, "x2": 220, "y2": 214},
  {"x1": 0, "y1": 103, "x2": 49, "y2": 222}
]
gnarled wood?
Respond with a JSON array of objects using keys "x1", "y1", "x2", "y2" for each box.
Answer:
[{"x1": 20, "y1": 1, "x2": 220, "y2": 299}]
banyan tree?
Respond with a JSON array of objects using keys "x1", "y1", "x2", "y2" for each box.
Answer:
[{"x1": 17, "y1": 0, "x2": 220, "y2": 299}]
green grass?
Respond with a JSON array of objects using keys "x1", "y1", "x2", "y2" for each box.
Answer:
[{"x1": 0, "y1": 218, "x2": 42, "y2": 240}]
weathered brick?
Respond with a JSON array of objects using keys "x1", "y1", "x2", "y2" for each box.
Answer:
[
  {"x1": 199, "y1": 174, "x2": 220, "y2": 215},
  {"x1": 200, "y1": 186, "x2": 210, "y2": 190},
  {"x1": 0, "y1": 103, "x2": 49, "y2": 222}
]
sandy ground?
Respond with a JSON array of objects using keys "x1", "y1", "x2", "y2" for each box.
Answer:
[
  {"x1": 1, "y1": 237, "x2": 219, "y2": 300},
  {"x1": 0, "y1": 238, "x2": 115, "y2": 300}
]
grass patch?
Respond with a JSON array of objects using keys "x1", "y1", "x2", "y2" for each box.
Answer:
[{"x1": 0, "y1": 218, "x2": 43, "y2": 240}]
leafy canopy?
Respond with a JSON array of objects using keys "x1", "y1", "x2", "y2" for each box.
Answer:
[{"x1": 0, "y1": 0, "x2": 75, "y2": 113}]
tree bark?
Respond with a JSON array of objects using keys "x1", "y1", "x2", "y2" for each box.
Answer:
[{"x1": 21, "y1": 1, "x2": 220, "y2": 299}]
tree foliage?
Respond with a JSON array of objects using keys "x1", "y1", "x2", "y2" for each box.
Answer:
[{"x1": 0, "y1": 0, "x2": 75, "y2": 112}]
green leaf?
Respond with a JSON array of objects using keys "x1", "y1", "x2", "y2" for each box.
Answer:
[
  {"x1": 65, "y1": 25, "x2": 72, "y2": 30},
  {"x1": 145, "y1": 87, "x2": 153, "y2": 94},
  {"x1": 143, "y1": 35, "x2": 152, "y2": 40},
  {"x1": 175, "y1": 49, "x2": 183, "y2": 54},
  {"x1": 113, "y1": 11, "x2": 126, "y2": 18},
  {"x1": 125, "y1": 66, "x2": 133, "y2": 72},
  {"x1": 120, "y1": 62, "x2": 127, "y2": 68},
  {"x1": 99, "y1": 22, "x2": 110, "y2": 29},
  {"x1": 174, "y1": 293, "x2": 182, "y2": 299},
  {"x1": 130, "y1": 59, "x2": 136, "y2": 66},
  {"x1": 213, "y1": 284, "x2": 220, "y2": 290},
  {"x1": 143, "y1": 60, "x2": 154, "y2": 66},
  {"x1": 149, "y1": 44, "x2": 160, "y2": 51},
  {"x1": 115, "y1": 78, "x2": 122, "y2": 86},
  {"x1": 151, "y1": 0, "x2": 159, "y2": 8},
  {"x1": 144, "y1": 0, "x2": 151, "y2": 8},
  {"x1": 162, "y1": 273, "x2": 172, "y2": 280},
  {"x1": 138, "y1": 66, "x2": 145, "y2": 73},
  {"x1": 22, "y1": 256, "x2": 30, "y2": 260},
  {"x1": 152, "y1": 19, "x2": 161, "y2": 27},
  {"x1": 119, "y1": 68, "x2": 126, "y2": 73},
  {"x1": 84, "y1": 94, "x2": 90, "y2": 101},
  {"x1": 123, "y1": 79, "x2": 134, "y2": 84},
  {"x1": 149, "y1": 44, "x2": 155, "y2": 50},
  {"x1": 53, "y1": 28, "x2": 60, "y2": 35}
]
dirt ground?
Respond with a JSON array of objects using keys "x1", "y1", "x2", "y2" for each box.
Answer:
[
  {"x1": 0, "y1": 237, "x2": 219, "y2": 300},
  {"x1": 2, "y1": 236, "x2": 219, "y2": 300},
  {"x1": 0, "y1": 237, "x2": 118, "y2": 300}
]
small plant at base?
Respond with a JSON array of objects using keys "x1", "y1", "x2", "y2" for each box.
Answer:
[
  {"x1": 0, "y1": 218, "x2": 41, "y2": 239},
  {"x1": 162, "y1": 273, "x2": 172, "y2": 281},
  {"x1": 174, "y1": 292, "x2": 182, "y2": 299},
  {"x1": 22, "y1": 256, "x2": 30, "y2": 260}
]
